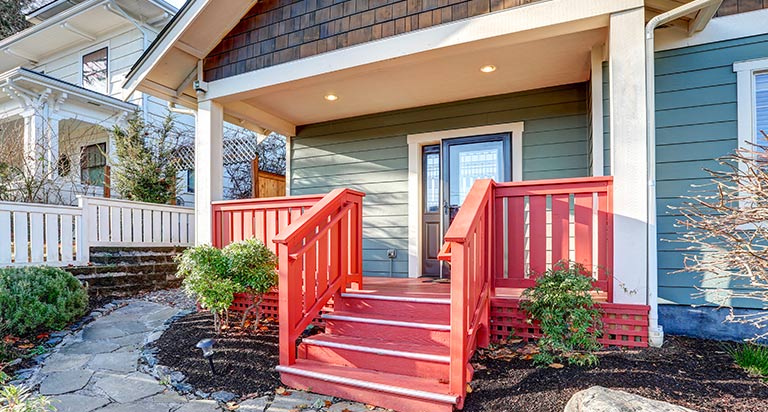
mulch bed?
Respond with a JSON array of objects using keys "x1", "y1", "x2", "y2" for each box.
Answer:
[
  {"x1": 155, "y1": 313, "x2": 768, "y2": 412},
  {"x1": 463, "y1": 336, "x2": 768, "y2": 412},
  {"x1": 154, "y1": 311, "x2": 280, "y2": 397}
]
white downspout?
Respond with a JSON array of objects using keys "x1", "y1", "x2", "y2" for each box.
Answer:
[{"x1": 644, "y1": 0, "x2": 722, "y2": 347}]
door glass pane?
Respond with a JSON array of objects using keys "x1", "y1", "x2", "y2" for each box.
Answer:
[
  {"x1": 448, "y1": 141, "x2": 504, "y2": 206},
  {"x1": 424, "y1": 149, "x2": 440, "y2": 213}
]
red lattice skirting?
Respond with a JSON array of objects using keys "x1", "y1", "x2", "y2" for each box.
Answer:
[
  {"x1": 228, "y1": 291, "x2": 331, "y2": 327},
  {"x1": 490, "y1": 297, "x2": 650, "y2": 348}
]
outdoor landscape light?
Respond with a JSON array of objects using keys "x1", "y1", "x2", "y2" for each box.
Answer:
[
  {"x1": 196, "y1": 338, "x2": 216, "y2": 375},
  {"x1": 480, "y1": 65, "x2": 497, "y2": 73},
  {"x1": 324, "y1": 94, "x2": 339, "y2": 101}
]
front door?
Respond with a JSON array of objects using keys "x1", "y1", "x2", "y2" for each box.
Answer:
[
  {"x1": 443, "y1": 135, "x2": 511, "y2": 228},
  {"x1": 420, "y1": 134, "x2": 511, "y2": 277}
]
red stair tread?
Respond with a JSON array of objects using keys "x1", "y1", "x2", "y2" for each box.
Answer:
[
  {"x1": 323, "y1": 310, "x2": 450, "y2": 327},
  {"x1": 303, "y1": 333, "x2": 450, "y2": 359},
  {"x1": 280, "y1": 359, "x2": 457, "y2": 401}
]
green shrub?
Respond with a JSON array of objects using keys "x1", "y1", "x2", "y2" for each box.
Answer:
[
  {"x1": 0, "y1": 266, "x2": 88, "y2": 337},
  {"x1": 223, "y1": 239, "x2": 278, "y2": 328},
  {"x1": 727, "y1": 343, "x2": 768, "y2": 379},
  {"x1": 175, "y1": 245, "x2": 242, "y2": 334},
  {"x1": 520, "y1": 261, "x2": 603, "y2": 367}
]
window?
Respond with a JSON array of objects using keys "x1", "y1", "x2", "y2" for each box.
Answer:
[
  {"x1": 735, "y1": 58, "x2": 768, "y2": 149},
  {"x1": 186, "y1": 169, "x2": 195, "y2": 193},
  {"x1": 80, "y1": 143, "x2": 106, "y2": 186},
  {"x1": 82, "y1": 48, "x2": 108, "y2": 93},
  {"x1": 757, "y1": 72, "x2": 768, "y2": 145}
]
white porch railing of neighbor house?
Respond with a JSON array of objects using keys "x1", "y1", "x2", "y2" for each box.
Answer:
[{"x1": 0, "y1": 197, "x2": 195, "y2": 267}]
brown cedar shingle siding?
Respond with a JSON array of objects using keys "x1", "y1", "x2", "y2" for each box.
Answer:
[
  {"x1": 204, "y1": 0, "x2": 768, "y2": 82},
  {"x1": 203, "y1": 0, "x2": 542, "y2": 81},
  {"x1": 716, "y1": 0, "x2": 768, "y2": 16}
]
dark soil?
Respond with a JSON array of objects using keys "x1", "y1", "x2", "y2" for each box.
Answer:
[
  {"x1": 154, "y1": 311, "x2": 280, "y2": 397},
  {"x1": 463, "y1": 336, "x2": 768, "y2": 412},
  {"x1": 155, "y1": 315, "x2": 768, "y2": 412}
]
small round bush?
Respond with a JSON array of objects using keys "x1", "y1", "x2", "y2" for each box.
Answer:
[{"x1": 0, "y1": 266, "x2": 88, "y2": 337}]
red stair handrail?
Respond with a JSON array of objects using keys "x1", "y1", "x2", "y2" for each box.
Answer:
[
  {"x1": 438, "y1": 179, "x2": 495, "y2": 409},
  {"x1": 273, "y1": 188, "x2": 365, "y2": 366}
]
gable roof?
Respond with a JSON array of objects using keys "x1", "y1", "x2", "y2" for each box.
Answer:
[
  {"x1": 0, "y1": 0, "x2": 175, "y2": 73},
  {"x1": 122, "y1": 0, "x2": 257, "y2": 109}
]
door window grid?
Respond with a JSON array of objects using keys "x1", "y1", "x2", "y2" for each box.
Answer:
[{"x1": 424, "y1": 151, "x2": 440, "y2": 213}]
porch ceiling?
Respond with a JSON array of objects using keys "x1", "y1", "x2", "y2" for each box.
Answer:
[{"x1": 231, "y1": 28, "x2": 607, "y2": 127}]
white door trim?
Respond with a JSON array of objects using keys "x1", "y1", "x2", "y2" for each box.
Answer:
[{"x1": 406, "y1": 122, "x2": 524, "y2": 278}]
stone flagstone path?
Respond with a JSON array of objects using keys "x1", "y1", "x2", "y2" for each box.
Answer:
[{"x1": 32, "y1": 299, "x2": 380, "y2": 412}]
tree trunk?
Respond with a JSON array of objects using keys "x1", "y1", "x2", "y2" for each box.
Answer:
[{"x1": 240, "y1": 294, "x2": 264, "y2": 329}]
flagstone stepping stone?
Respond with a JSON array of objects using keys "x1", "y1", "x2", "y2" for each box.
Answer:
[
  {"x1": 83, "y1": 324, "x2": 127, "y2": 340},
  {"x1": 88, "y1": 351, "x2": 140, "y2": 373},
  {"x1": 40, "y1": 354, "x2": 91, "y2": 373},
  {"x1": 39, "y1": 369, "x2": 94, "y2": 395},
  {"x1": 94, "y1": 372, "x2": 165, "y2": 403},
  {"x1": 95, "y1": 402, "x2": 172, "y2": 412},
  {"x1": 266, "y1": 391, "x2": 333, "y2": 412},
  {"x1": 58, "y1": 340, "x2": 120, "y2": 355},
  {"x1": 51, "y1": 394, "x2": 110, "y2": 412},
  {"x1": 174, "y1": 400, "x2": 222, "y2": 412},
  {"x1": 237, "y1": 397, "x2": 270, "y2": 412}
]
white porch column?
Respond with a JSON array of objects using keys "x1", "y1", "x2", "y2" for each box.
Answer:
[
  {"x1": 195, "y1": 99, "x2": 224, "y2": 245},
  {"x1": 21, "y1": 109, "x2": 45, "y2": 176},
  {"x1": 608, "y1": 8, "x2": 649, "y2": 305},
  {"x1": 46, "y1": 116, "x2": 60, "y2": 178}
]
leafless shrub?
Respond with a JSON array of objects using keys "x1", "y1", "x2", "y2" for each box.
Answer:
[{"x1": 672, "y1": 132, "x2": 768, "y2": 340}]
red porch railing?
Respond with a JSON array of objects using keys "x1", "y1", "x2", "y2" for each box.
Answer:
[
  {"x1": 211, "y1": 194, "x2": 326, "y2": 250},
  {"x1": 272, "y1": 189, "x2": 365, "y2": 366},
  {"x1": 438, "y1": 176, "x2": 614, "y2": 406}
]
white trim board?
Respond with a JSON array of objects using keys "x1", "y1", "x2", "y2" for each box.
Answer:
[
  {"x1": 406, "y1": 122, "x2": 524, "y2": 278},
  {"x1": 656, "y1": 9, "x2": 768, "y2": 52},
  {"x1": 734, "y1": 56, "x2": 768, "y2": 208}
]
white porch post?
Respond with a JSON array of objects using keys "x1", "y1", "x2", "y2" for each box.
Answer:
[
  {"x1": 21, "y1": 109, "x2": 45, "y2": 176},
  {"x1": 195, "y1": 99, "x2": 224, "y2": 245},
  {"x1": 608, "y1": 8, "x2": 650, "y2": 305},
  {"x1": 46, "y1": 116, "x2": 60, "y2": 178}
]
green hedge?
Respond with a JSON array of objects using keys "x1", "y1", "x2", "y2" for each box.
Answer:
[{"x1": 0, "y1": 266, "x2": 88, "y2": 337}]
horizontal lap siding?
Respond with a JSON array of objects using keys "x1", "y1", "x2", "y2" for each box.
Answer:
[
  {"x1": 291, "y1": 83, "x2": 589, "y2": 277},
  {"x1": 654, "y1": 33, "x2": 768, "y2": 308}
]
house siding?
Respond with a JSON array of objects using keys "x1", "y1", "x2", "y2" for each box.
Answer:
[
  {"x1": 654, "y1": 32, "x2": 768, "y2": 309},
  {"x1": 290, "y1": 83, "x2": 589, "y2": 277},
  {"x1": 202, "y1": 0, "x2": 546, "y2": 81},
  {"x1": 716, "y1": 0, "x2": 768, "y2": 17}
]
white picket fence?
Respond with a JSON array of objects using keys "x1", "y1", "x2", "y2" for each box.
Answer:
[{"x1": 0, "y1": 196, "x2": 195, "y2": 267}]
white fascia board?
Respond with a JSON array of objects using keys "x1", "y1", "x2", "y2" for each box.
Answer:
[
  {"x1": 203, "y1": 0, "x2": 643, "y2": 102},
  {"x1": 656, "y1": 9, "x2": 768, "y2": 52},
  {"x1": 0, "y1": 0, "x2": 109, "y2": 52},
  {"x1": 122, "y1": 0, "x2": 211, "y2": 96},
  {"x1": 123, "y1": 0, "x2": 258, "y2": 99}
]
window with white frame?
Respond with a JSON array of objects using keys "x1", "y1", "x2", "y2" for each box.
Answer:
[
  {"x1": 82, "y1": 48, "x2": 109, "y2": 94},
  {"x1": 735, "y1": 58, "x2": 768, "y2": 149}
]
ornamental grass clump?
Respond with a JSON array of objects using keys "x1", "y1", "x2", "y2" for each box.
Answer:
[
  {"x1": 521, "y1": 262, "x2": 603, "y2": 367},
  {"x1": 175, "y1": 239, "x2": 278, "y2": 334},
  {"x1": 727, "y1": 343, "x2": 768, "y2": 379}
]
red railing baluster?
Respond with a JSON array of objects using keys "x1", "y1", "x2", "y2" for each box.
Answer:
[
  {"x1": 438, "y1": 176, "x2": 614, "y2": 408},
  {"x1": 272, "y1": 189, "x2": 365, "y2": 368}
]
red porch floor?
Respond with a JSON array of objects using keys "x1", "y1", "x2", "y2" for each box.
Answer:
[{"x1": 351, "y1": 277, "x2": 610, "y2": 302}]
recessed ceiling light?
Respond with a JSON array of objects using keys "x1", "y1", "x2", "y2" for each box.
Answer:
[
  {"x1": 324, "y1": 94, "x2": 339, "y2": 101},
  {"x1": 480, "y1": 65, "x2": 497, "y2": 73}
]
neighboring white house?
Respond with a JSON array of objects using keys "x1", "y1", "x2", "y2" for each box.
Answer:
[{"x1": 0, "y1": 0, "x2": 268, "y2": 206}]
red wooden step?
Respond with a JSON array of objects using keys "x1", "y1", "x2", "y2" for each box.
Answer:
[
  {"x1": 277, "y1": 359, "x2": 458, "y2": 412},
  {"x1": 339, "y1": 293, "x2": 451, "y2": 320},
  {"x1": 299, "y1": 333, "x2": 449, "y2": 380},
  {"x1": 322, "y1": 311, "x2": 451, "y2": 346}
]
